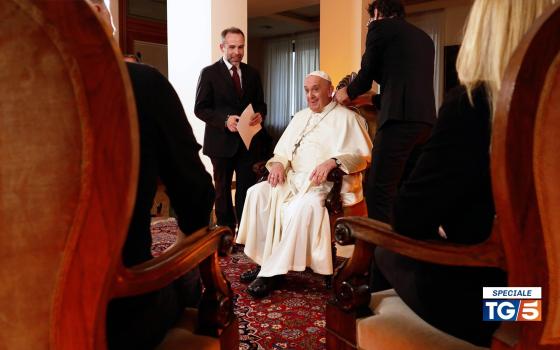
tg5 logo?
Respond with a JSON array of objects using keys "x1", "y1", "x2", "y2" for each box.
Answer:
[
  {"x1": 483, "y1": 300, "x2": 541, "y2": 321},
  {"x1": 482, "y1": 287, "x2": 542, "y2": 321}
]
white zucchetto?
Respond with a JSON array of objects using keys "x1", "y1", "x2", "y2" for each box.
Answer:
[{"x1": 306, "y1": 70, "x2": 332, "y2": 83}]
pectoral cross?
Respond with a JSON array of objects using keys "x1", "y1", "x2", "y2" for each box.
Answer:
[
  {"x1": 290, "y1": 102, "x2": 338, "y2": 159},
  {"x1": 292, "y1": 139, "x2": 303, "y2": 157}
]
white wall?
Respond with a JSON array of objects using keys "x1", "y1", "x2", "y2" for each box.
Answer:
[
  {"x1": 320, "y1": 0, "x2": 369, "y2": 86},
  {"x1": 168, "y1": 0, "x2": 247, "y2": 175},
  {"x1": 407, "y1": 0, "x2": 473, "y2": 45},
  {"x1": 105, "y1": 0, "x2": 119, "y2": 44},
  {"x1": 212, "y1": 1, "x2": 248, "y2": 62},
  {"x1": 168, "y1": 1, "x2": 213, "y2": 172},
  {"x1": 444, "y1": 4, "x2": 471, "y2": 45}
]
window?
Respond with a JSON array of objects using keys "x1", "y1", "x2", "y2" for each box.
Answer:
[{"x1": 263, "y1": 32, "x2": 319, "y2": 141}]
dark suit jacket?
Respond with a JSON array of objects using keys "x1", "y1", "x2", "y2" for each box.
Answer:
[
  {"x1": 348, "y1": 18, "x2": 436, "y2": 128},
  {"x1": 379, "y1": 85, "x2": 506, "y2": 346},
  {"x1": 107, "y1": 63, "x2": 215, "y2": 350},
  {"x1": 124, "y1": 62, "x2": 215, "y2": 267},
  {"x1": 194, "y1": 59, "x2": 267, "y2": 157}
]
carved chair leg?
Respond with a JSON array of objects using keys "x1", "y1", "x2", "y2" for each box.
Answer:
[
  {"x1": 325, "y1": 275, "x2": 332, "y2": 289},
  {"x1": 326, "y1": 238, "x2": 375, "y2": 350},
  {"x1": 325, "y1": 241, "x2": 338, "y2": 288},
  {"x1": 198, "y1": 253, "x2": 236, "y2": 337}
]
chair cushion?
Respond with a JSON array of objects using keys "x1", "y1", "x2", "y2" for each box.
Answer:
[
  {"x1": 356, "y1": 289, "x2": 488, "y2": 350},
  {"x1": 156, "y1": 308, "x2": 220, "y2": 350}
]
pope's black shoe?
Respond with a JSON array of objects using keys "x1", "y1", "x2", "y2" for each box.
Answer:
[
  {"x1": 246, "y1": 277, "x2": 274, "y2": 298},
  {"x1": 240, "y1": 266, "x2": 261, "y2": 283},
  {"x1": 246, "y1": 275, "x2": 286, "y2": 298}
]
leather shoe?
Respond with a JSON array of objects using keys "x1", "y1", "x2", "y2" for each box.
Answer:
[
  {"x1": 240, "y1": 266, "x2": 261, "y2": 283},
  {"x1": 246, "y1": 277, "x2": 274, "y2": 298},
  {"x1": 231, "y1": 244, "x2": 243, "y2": 254},
  {"x1": 246, "y1": 275, "x2": 286, "y2": 298}
]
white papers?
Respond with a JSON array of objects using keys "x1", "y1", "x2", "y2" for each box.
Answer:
[{"x1": 237, "y1": 103, "x2": 262, "y2": 150}]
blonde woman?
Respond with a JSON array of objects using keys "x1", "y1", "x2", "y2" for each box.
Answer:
[{"x1": 371, "y1": 0, "x2": 558, "y2": 346}]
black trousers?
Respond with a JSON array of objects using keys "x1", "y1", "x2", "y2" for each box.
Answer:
[
  {"x1": 106, "y1": 269, "x2": 202, "y2": 349},
  {"x1": 366, "y1": 120, "x2": 432, "y2": 223},
  {"x1": 211, "y1": 145, "x2": 257, "y2": 230}
]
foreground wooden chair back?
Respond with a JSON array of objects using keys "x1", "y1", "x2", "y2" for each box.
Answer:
[
  {"x1": 533, "y1": 37, "x2": 560, "y2": 348},
  {"x1": 0, "y1": 1, "x2": 237, "y2": 349},
  {"x1": 491, "y1": 3, "x2": 560, "y2": 348},
  {"x1": 326, "y1": 3, "x2": 560, "y2": 350},
  {"x1": 1, "y1": 1, "x2": 137, "y2": 348},
  {"x1": 533, "y1": 51, "x2": 560, "y2": 349}
]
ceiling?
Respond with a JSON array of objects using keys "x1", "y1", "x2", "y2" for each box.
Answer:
[
  {"x1": 247, "y1": 0, "x2": 319, "y2": 17},
  {"x1": 248, "y1": 3, "x2": 319, "y2": 38},
  {"x1": 246, "y1": 0, "x2": 435, "y2": 39}
]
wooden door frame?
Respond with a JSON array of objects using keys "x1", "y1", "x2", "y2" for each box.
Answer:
[{"x1": 118, "y1": 0, "x2": 167, "y2": 55}]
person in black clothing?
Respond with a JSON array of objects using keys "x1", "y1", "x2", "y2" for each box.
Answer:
[
  {"x1": 334, "y1": 0, "x2": 436, "y2": 223},
  {"x1": 370, "y1": 0, "x2": 558, "y2": 346},
  {"x1": 105, "y1": 62, "x2": 215, "y2": 350},
  {"x1": 195, "y1": 27, "x2": 269, "y2": 233},
  {"x1": 86, "y1": 1, "x2": 215, "y2": 349},
  {"x1": 375, "y1": 85, "x2": 506, "y2": 346}
]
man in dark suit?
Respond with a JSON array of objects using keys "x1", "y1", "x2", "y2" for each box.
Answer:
[
  {"x1": 334, "y1": 0, "x2": 436, "y2": 223},
  {"x1": 195, "y1": 27, "x2": 268, "y2": 232}
]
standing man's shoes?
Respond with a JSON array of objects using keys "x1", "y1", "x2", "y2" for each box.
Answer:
[{"x1": 240, "y1": 266, "x2": 261, "y2": 283}]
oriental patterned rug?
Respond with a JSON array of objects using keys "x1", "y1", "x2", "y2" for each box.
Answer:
[{"x1": 151, "y1": 218, "x2": 335, "y2": 350}]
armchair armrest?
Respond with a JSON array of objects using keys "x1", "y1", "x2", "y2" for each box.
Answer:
[
  {"x1": 252, "y1": 162, "x2": 346, "y2": 217},
  {"x1": 111, "y1": 226, "x2": 235, "y2": 331},
  {"x1": 112, "y1": 225, "x2": 232, "y2": 297},
  {"x1": 336, "y1": 216, "x2": 505, "y2": 268},
  {"x1": 325, "y1": 168, "x2": 346, "y2": 215},
  {"x1": 252, "y1": 160, "x2": 268, "y2": 182},
  {"x1": 331, "y1": 216, "x2": 505, "y2": 312}
]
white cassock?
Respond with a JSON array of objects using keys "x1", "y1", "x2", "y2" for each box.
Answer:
[{"x1": 236, "y1": 101, "x2": 372, "y2": 277}]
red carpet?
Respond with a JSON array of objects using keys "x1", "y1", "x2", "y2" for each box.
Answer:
[{"x1": 151, "y1": 219, "x2": 332, "y2": 350}]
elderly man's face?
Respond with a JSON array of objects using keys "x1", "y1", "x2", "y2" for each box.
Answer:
[{"x1": 304, "y1": 75, "x2": 333, "y2": 113}]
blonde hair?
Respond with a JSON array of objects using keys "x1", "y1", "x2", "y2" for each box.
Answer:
[{"x1": 456, "y1": 0, "x2": 557, "y2": 110}]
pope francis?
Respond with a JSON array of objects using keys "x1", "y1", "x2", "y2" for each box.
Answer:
[{"x1": 236, "y1": 70, "x2": 372, "y2": 298}]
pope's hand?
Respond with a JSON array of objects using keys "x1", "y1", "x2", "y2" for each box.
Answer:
[
  {"x1": 268, "y1": 162, "x2": 285, "y2": 187},
  {"x1": 333, "y1": 86, "x2": 351, "y2": 105},
  {"x1": 309, "y1": 159, "x2": 337, "y2": 185}
]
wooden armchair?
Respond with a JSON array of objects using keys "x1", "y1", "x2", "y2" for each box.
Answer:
[
  {"x1": 326, "y1": 4, "x2": 560, "y2": 350},
  {"x1": 0, "y1": 1, "x2": 237, "y2": 349},
  {"x1": 251, "y1": 165, "x2": 368, "y2": 288}
]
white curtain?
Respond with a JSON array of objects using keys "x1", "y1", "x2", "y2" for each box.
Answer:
[
  {"x1": 408, "y1": 10, "x2": 445, "y2": 110},
  {"x1": 263, "y1": 31, "x2": 319, "y2": 141},
  {"x1": 294, "y1": 32, "x2": 320, "y2": 112},
  {"x1": 264, "y1": 37, "x2": 293, "y2": 141}
]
